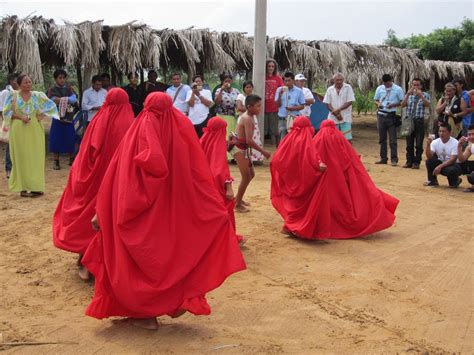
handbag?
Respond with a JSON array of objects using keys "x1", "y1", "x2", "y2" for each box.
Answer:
[
  {"x1": 400, "y1": 96, "x2": 419, "y2": 137},
  {"x1": 0, "y1": 91, "x2": 17, "y2": 143}
]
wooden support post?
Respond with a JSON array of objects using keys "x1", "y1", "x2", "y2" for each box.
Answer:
[
  {"x1": 76, "y1": 64, "x2": 83, "y2": 106},
  {"x1": 428, "y1": 70, "x2": 436, "y2": 135}
]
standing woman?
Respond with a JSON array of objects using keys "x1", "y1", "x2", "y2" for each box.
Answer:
[
  {"x1": 215, "y1": 74, "x2": 240, "y2": 143},
  {"x1": 47, "y1": 69, "x2": 79, "y2": 170},
  {"x1": 436, "y1": 82, "x2": 466, "y2": 138},
  {"x1": 236, "y1": 81, "x2": 264, "y2": 163},
  {"x1": 265, "y1": 59, "x2": 284, "y2": 145},
  {"x1": 2, "y1": 74, "x2": 58, "y2": 197}
]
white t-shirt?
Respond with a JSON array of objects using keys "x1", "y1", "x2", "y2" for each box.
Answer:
[
  {"x1": 323, "y1": 83, "x2": 356, "y2": 123},
  {"x1": 300, "y1": 87, "x2": 314, "y2": 117},
  {"x1": 185, "y1": 89, "x2": 213, "y2": 125},
  {"x1": 430, "y1": 137, "x2": 458, "y2": 163}
]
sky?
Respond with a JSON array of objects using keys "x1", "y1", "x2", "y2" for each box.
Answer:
[{"x1": 0, "y1": 0, "x2": 472, "y2": 45}]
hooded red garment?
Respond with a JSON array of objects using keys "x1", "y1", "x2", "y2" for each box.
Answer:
[
  {"x1": 200, "y1": 117, "x2": 243, "y2": 243},
  {"x1": 53, "y1": 88, "x2": 134, "y2": 254},
  {"x1": 271, "y1": 117, "x2": 399, "y2": 239},
  {"x1": 271, "y1": 116, "x2": 332, "y2": 239},
  {"x1": 82, "y1": 92, "x2": 246, "y2": 319}
]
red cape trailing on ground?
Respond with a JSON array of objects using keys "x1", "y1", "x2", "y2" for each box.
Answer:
[
  {"x1": 82, "y1": 93, "x2": 246, "y2": 319},
  {"x1": 200, "y1": 117, "x2": 244, "y2": 243},
  {"x1": 271, "y1": 117, "x2": 399, "y2": 240},
  {"x1": 53, "y1": 88, "x2": 134, "y2": 254}
]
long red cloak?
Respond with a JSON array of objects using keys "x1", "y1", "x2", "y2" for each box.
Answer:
[
  {"x1": 53, "y1": 88, "x2": 134, "y2": 254},
  {"x1": 271, "y1": 118, "x2": 399, "y2": 239},
  {"x1": 82, "y1": 93, "x2": 246, "y2": 319},
  {"x1": 200, "y1": 117, "x2": 243, "y2": 243}
]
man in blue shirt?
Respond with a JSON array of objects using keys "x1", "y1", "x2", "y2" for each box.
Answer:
[
  {"x1": 166, "y1": 73, "x2": 191, "y2": 115},
  {"x1": 374, "y1": 74, "x2": 404, "y2": 166},
  {"x1": 274, "y1": 72, "x2": 305, "y2": 145}
]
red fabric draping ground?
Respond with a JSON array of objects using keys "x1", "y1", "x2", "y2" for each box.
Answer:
[
  {"x1": 271, "y1": 117, "x2": 399, "y2": 240},
  {"x1": 82, "y1": 93, "x2": 246, "y2": 319},
  {"x1": 53, "y1": 88, "x2": 134, "y2": 254}
]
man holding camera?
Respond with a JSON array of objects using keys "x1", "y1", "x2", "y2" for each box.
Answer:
[
  {"x1": 374, "y1": 74, "x2": 404, "y2": 166},
  {"x1": 186, "y1": 75, "x2": 213, "y2": 137},
  {"x1": 400, "y1": 78, "x2": 430, "y2": 169}
]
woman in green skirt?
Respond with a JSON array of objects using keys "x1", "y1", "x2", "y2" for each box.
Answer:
[{"x1": 2, "y1": 74, "x2": 59, "y2": 197}]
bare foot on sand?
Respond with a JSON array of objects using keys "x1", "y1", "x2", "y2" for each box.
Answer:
[
  {"x1": 235, "y1": 204, "x2": 250, "y2": 213},
  {"x1": 127, "y1": 318, "x2": 160, "y2": 330},
  {"x1": 239, "y1": 236, "x2": 247, "y2": 246},
  {"x1": 170, "y1": 309, "x2": 187, "y2": 318},
  {"x1": 241, "y1": 200, "x2": 251, "y2": 207},
  {"x1": 78, "y1": 266, "x2": 90, "y2": 281}
]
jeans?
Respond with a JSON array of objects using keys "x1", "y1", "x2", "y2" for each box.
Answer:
[
  {"x1": 5, "y1": 143, "x2": 11, "y2": 172},
  {"x1": 406, "y1": 119, "x2": 424, "y2": 165},
  {"x1": 377, "y1": 112, "x2": 398, "y2": 163},
  {"x1": 459, "y1": 161, "x2": 474, "y2": 185},
  {"x1": 425, "y1": 156, "x2": 462, "y2": 186}
]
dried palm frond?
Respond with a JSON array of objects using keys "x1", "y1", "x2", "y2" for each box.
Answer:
[
  {"x1": 1, "y1": 15, "x2": 47, "y2": 83},
  {"x1": 50, "y1": 21, "x2": 81, "y2": 66},
  {"x1": 219, "y1": 31, "x2": 253, "y2": 70},
  {"x1": 159, "y1": 28, "x2": 200, "y2": 73},
  {"x1": 77, "y1": 20, "x2": 105, "y2": 68},
  {"x1": 107, "y1": 22, "x2": 145, "y2": 74}
]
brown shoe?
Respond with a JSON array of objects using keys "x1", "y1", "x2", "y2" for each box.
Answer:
[
  {"x1": 412, "y1": 163, "x2": 420, "y2": 169},
  {"x1": 402, "y1": 163, "x2": 412, "y2": 168},
  {"x1": 375, "y1": 160, "x2": 387, "y2": 164}
]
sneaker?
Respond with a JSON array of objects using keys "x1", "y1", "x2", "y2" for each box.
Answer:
[
  {"x1": 423, "y1": 180, "x2": 439, "y2": 187},
  {"x1": 412, "y1": 163, "x2": 420, "y2": 169},
  {"x1": 391, "y1": 161, "x2": 398, "y2": 167},
  {"x1": 402, "y1": 163, "x2": 412, "y2": 168},
  {"x1": 449, "y1": 178, "x2": 462, "y2": 188},
  {"x1": 375, "y1": 160, "x2": 388, "y2": 164}
]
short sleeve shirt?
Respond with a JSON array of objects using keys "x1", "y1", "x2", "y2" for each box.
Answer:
[
  {"x1": 166, "y1": 84, "x2": 191, "y2": 114},
  {"x1": 374, "y1": 84, "x2": 404, "y2": 112},
  {"x1": 323, "y1": 83, "x2": 356, "y2": 123},
  {"x1": 300, "y1": 87, "x2": 314, "y2": 117},
  {"x1": 274, "y1": 86, "x2": 306, "y2": 117},
  {"x1": 430, "y1": 137, "x2": 458, "y2": 163},
  {"x1": 185, "y1": 89, "x2": 213, "y2": 125},
  {"x1": 215, "y1": 88, "x2": 240, "y2": 116}
]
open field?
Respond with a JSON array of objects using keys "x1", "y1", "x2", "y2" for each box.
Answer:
[{"x1": 0, "y1": 115, "x2": 472, "y2": 354}]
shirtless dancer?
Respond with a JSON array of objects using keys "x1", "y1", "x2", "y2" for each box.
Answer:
[{"x1": 229, "y1": 94, "x2": 271, "y2": 213}]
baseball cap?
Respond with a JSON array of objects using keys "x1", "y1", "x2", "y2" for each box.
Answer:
[{"x1": 295, "y1": 74, "x2": 307, "y2": 81}]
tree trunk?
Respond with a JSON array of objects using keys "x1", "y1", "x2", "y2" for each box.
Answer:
[{"x1": 428, "y1": 70, "x2": 436, "y2": 135}]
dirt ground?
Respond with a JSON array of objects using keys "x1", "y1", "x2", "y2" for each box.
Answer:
[{"x1": 0, "y1": 115, "x2": 472, "y2": 354}]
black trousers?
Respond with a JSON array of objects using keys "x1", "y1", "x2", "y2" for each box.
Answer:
[
  {"x1": 460, "y1": 161, "x2": 474, "y2": 185},
  {"x1": 425, "y1": 156, "x2": 462, "y2": 186},
  {"x1": 406, "y1": 119, "x2": 425, "y2": 165},
  {"x1": 194, "y1": 116, "x2": 210, "y2": 138},
  {"x1": 377, "y1": 113, "x2": 398, "y2": 163}
]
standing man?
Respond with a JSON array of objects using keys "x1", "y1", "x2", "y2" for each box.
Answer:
[
  {"x1": 424, "y1": 123, "x2": 462, "y2": 188},
  {"x1": 166, "y1": 73, "x2": 191, "y2": 115},
  {"x1": 143, "y1": 70, "x2": 168, "y2": 97},
  {"x1": 274, "y1": 72, "x2": 305, "y2": 145},
  {"x1": 400, "y1": 78, "x2": 430, "y2": 169},
  {"x1": 123, "y1": 72, "x2": 144, "y2": 117},
  {"x1": 0, "y1": 73, "x2": 19, "y2": 179},
  {"x1": 323, "y1": 73, "x2": 355, "y2": 141},
  {"x1": 452, "y1": 78, "x2": 473, "y2": 137},
  {"x1": 374, "y1": 74, "x2": 404, "y2": 166},
  {"x1": 82, "y1": 75, "x2": 107, "y2": 127},
  {"x1": 186, "y1": 75, "x2": 213, "y2": 137},
  {"x1": 295, "y1": 74, "x2": 315, "y2": 118}
]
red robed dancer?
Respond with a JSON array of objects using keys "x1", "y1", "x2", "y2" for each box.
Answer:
[
  {"x1": 82, "y1": 92, "x2": 246, "y2": 330},
  {"x1": 271, "y1": 117, "x2": 399, "y2": 239},
  {"x1": 53, "y1": 88, "x2": 134, "y2": 279},
  {"x1": 200, "y1": 117, "x2": 245, "y2": 244}
]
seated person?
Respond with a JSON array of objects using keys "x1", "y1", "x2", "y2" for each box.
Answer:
[
  {"x1": 457, "y1": 124, "x2": 474, "y2": 192},
  {"x1": 424, "y1": 122, "x2": 462, "y2": 188}
]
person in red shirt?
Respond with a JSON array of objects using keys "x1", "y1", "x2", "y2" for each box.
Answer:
[
  {"x1": 53, "y1": 88, "x2": 134, "y2": 280},
  {"x1": 82, "y1": 92, "x2": 245, "y2": 330},
  {"x1": 265, "y1": 59, "x2": 284, "y2": 146}
]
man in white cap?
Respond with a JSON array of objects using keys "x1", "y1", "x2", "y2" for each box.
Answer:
[
  {"x1": 323, "y1": 72, "x2": 355, "y2": 141},
  {"x1": 295, "y1": 74, "x2": 315, "y2": 117}
]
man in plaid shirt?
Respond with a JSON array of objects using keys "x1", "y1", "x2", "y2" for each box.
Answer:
[{"x1": 401, "y1": 78, "x2": 430, "y2": 169}]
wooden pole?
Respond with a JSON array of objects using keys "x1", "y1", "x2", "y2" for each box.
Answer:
[
  {"x1": 252, "y1": 0, "x2": 267, "y2": 141},
  {"x1": 428, "y1": 69, "x2": 436, "y2": 135},
  {"x1": 76, "y1": 64, "x2": 83, "y2": 106}
]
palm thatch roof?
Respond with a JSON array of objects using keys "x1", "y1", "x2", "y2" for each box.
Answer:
[{"x1": 0, "y1": 14, "x2": 472, "y2": 91}]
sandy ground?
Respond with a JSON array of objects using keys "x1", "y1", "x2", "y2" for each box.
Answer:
[{"x1": 0, "y1": 115, "x2": 472, "y2": 354}]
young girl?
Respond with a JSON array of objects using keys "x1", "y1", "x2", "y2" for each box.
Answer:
[{"x1": 236, "y1": 81, "x2": 264, "y2": 164}]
